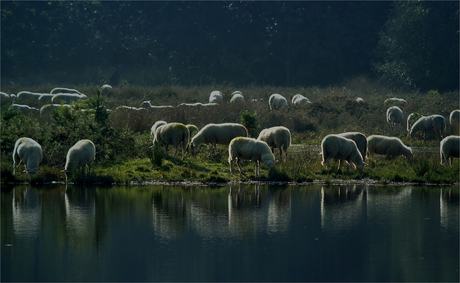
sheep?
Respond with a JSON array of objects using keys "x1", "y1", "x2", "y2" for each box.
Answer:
[
  {"x1": 228, "y1": 137, "x2": 276, "y2": 176},
  {"x1": 356, "y1": 97, "x2": 365, "y2": 103},
  {"x1": 449, "y1": 109, "x2": 460, "y2": 128},
  {"x1": 269, "y1": 93, "x2": 289, "y2": 110},
  {"x1": 291, "y1": 94, "x2": 311, "y2": 105},
  {"x1": 337, "y1": 132, "x2": 367, "y2": 162},
  {"x1": 52, "y1": 93, "x2": 87, "y2": 104},
  {"x1": 39, "y1": 104, "x2": 72, "y2": 117},
  {"x1": 63, "y1": 139, "x2": 96, "y2": 182},
  {"x1": 101, "y1": 84, "x2": 112, "y2": 90},
  {"x1": 440, "y1": 135, "x2": 460, "y2": 166},
  {"x1": 13, "y1": 137, "x2": 43, "y2": 176},
  {"x1": 115, "y1": 105, "x2": 147, "y2": 112},
  {"x1": 230, "y1": 92, "x2": 245, "y2": 104},
  {"x1": 321, "y1": 134, "x2": 367, "y2": 172},
  {"x1": 177, "y1": 102, "x2": 204, "y2": 109},
  {"x1": 50, "y1": 87, "x2": 84, "y2": 95},
  {"x1": 141, "y1": 101, "x2": 174, "y2": 110},
  {"x1": 38, "y1": 93, "x2": 55, "y2": 104},
  {"x1": 201, "y1": 102, "x2": 219, "y2": 108},
  {"x1": 384, "y1": 97, "x2": 407, "y2": 105},
  {"x1": 257, "y1": 126, "x2": 291, "y2": 161},
  {"x1": 406, "y1": 112, "x2": 422, "y2": 133},
  {"x1": 386, "y1": 106, "x2": 404, "y2": 126},
  {"x1": 367, "y1": 135, "x2": 413, "y2": 160},
  {"x1": 11, "y1": 104, "x2": 39, "y2": 115},
  {"x1": 153, "y1": 123, "x2": 189, "y2": 160},
  {"x1": 409, "y1": 115, "x2": 446, "y2": 140},
  {"x1": 186, "y1": 124, "x2": 199, "y2": 137},
  {"x1": 151, "y1": 120, "x2": 167, "y2": 137},
  {"x1": 209, "y1": 90, "x2": 223, "y2": 104},
  {"x1": 16, "y1": 91, "x2": 44, "y2": 103},
  {"x1": 190, "y1": 123, "x2": 248, "y2": 156}
]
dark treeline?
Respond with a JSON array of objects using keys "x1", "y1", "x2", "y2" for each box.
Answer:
[{"x1": 1, "y1": 1, "x2": 458, "y2": 91}]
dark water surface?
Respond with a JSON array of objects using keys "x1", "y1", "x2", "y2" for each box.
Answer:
[{"x1": 1, "y1": 184, "x2": 459, "y2": 282}]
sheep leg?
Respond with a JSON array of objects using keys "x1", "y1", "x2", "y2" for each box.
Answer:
[
  {"x1": 173, "y1": 147, "x2": 178, "y2": 159},
  {"x1": 164, "y1": 145, "x2": 169, "y2": 157},
  {"x1": 254, "y1": 161, "x2": 258, "y2": 176},
  {"x1": 237, "y1": 158, "x2": 246, "y2": 175},
  {"x1": 229, "y1": 159, "x2": 234, "y2": 173},
  {"x1": 209, "y1": 144, "x2": 215, "y2": 157}
]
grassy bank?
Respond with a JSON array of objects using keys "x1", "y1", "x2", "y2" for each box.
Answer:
[{"x1": 1, "y1": 77, "x2": 459, "y2": 186}]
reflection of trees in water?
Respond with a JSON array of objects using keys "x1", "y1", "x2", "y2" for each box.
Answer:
[
  {"x1": 320, "y1": 185, "x2": 366, "y2": 233},
  {"x1": 440, "y1": 188, "x2": 459, "y2": 230}
]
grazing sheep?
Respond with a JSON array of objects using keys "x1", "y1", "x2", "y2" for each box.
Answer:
[
  {"x1": 356, "y1": 97, "x2": 365, "y2": 103},
  {"x1": 337, "y1": 132, "x2": 367, "y2": 162},
  {"x1": 141, "y1": 101, "x2": 173, "y2": 110},
  {"x1": 186, "y1": 124, "x2": 199, "y2": 137},
  {"x1": 386, "y1": 106, "x2": 404, "y2": 126},
  {"x1": 409, "y1": 115, "x2": 446, "y2": 140},
  {"x1": 291, "y1": 94, "x2": 311, "y2": 105},
  {"x1": 115, "y1": 105, "x2": 147, "y2": 112},
  {"x1": 101, "y1": 84, "x2": 112, "y2": 90},
  {"x1": 449, "y1": 110, "x2": 460, "y2": 128},
  {"x1": 209, "y1": 90, "x2": 223, "y2": 104},
  {"x1": 367, "y1": 135, "x2": 413, "y2": 160},
  {"x1": 63, "y1": 139, "x2": 96, "y2": 182},
  {"x1": 38, "y1": 93, "x2": 55, "y2": 104},
  {"x1": 11, "y1": 104, "x2": 39, "y2": 115},
  {"x1": 190, "y1": 123, "x2": 248, "y2": 156},
  {"x1": 52, "y1": 93, "x2": 87, "y2": 104},
  {"x1": 228, "y1": 137, "x2": 276, "y2": 176},
  {"x1": 13, "y1": 137, "x2": 43, "y2": 175},
  {"x1": 177, "y1": 102, "x2": 204, "y2": 109},
  {"x1": 50, "y1": 87, "x2": 84, "y2": 95},
  {"x1": 16, "y1": 91, "x2": 44, "y2": 102},
  {"x1": 269, "y1": 93, "x2": 289, "y2": 110},
  {"x1": 153, "y1": 123, "x2": 189, "y2": 160},
  {"x1": 39, "y1": 104, "x2": 72, "y2": 117},
  {"x1": 384, "y1": 97, "x2": 407, "y2": 105},
  {"x1": 230, "y1": 91, "x2": 245, "y2": 104},
  {"x1": 440, "y1": 135, "x2": 460, "y2": 166},
  {"x1": 257, "y1": 126, "x2": 291, "y2": 161},
  {"x1": 406, "y1": 112, "x2": 422, "y2": 133},
  {"x1": 321, "y1": 134, "x2": 367, "y2": 172},
  {"x1": 151, "y1": 120, "x2": 168, "y2": 137}
]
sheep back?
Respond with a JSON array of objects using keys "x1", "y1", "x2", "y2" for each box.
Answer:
[
  {"x1": 449, "y1": 110, "x2": 460, "y2": 127},
  {"x1": 209, "y1": 90, "x2": 223, "y2": 103},
  {"x1": 440, "y1": 135, "x2": 460, "y2": 165},
  {"x1": 386, "y1": 106, "x2": 404, "y2": 125},
  {"x1": 321, "y1": 134, "x2": 365, "y2": 172},
  {"x1": 367, "y1": 135, "x2": 413, "y2": 160},
  {"x1": 191, "y1": 123, "x2": 248, "y2": 148},
  {"x1": 13, "y1": 137, "x2": 43, "y2": 175},
  {"x1": 291, "y1": 94, "x2": 311, "y2": 105},
  {"x1": 257, "y1": 126, "x2": 291, "y2": 161},
  {"x1": 269, "y1": 94, "x2": 289, "y2": 110}
]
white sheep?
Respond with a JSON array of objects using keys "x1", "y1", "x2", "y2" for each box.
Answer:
[
  {"x1": 11, "y1": 104, "x2": 39, "y2": 115},
  {"x1": 141, "y1": 101, "x2": 173, "y2": 110},
  {"x1": 321, "y1": 134, "x2": 367, "y2": 172},
  {"x1": 409, "y1": 115, "x2": 446, "y2": 139},
  {"x1": 38, "y1": 93, "x2": 55, "y2": 105},
  {"x1": 367, "y1": 135, "x2": 413, "y2": 160},
  {"x1": 230, "y1": 92, "x2": 245, "y2": 104},
  {"x1": 386, "y1": 106, "x2": 404, "y2": 126},
  {"x1": 337, "y1": 132, "x2": 367, "y2": 162},
  {"x1": 177, "y1": 102, "x2": 204, "y2": 109},
  {"x1": 269, "y1": 93, "x2": 289, "y2": 110},
  {"x1": 190, "y1": 123, "x2": 248, "y2": 156},
  {"x1": 52, "y1": 93, "x2": 87, "y2": 104},
  {"x1": 15, "y1": 91, "x2": 44, "y2": 103},
  {"x1": 209, "y1": 90, "x2": 223, "y2": 104},
  {"x1": 384, "y1": 97, "x2": 407, "y2": 105},
  {"x1": 228, "y1": 137, "x2": 276, "y2": 176},
  {"x1": 40, "y1": 104, "x2": 72, "y2": 117},
  {"x1": 115, "y1": 105, "x2": 147, "y2": 113},
  {"x1": 440, "y1": 135, "x2": 460, "y2": 166},
  {"x1": 356, "y1": 97, "x2": 365, "y2": 103},
  {"x1": 50, "y1": 87, "x2": 84, "y2": 95},
  {"x1": 449, "y1": 110, "x2": 460, "y2": 128},
  {"x1": 63, "y1": 139, "x2": 96, "y2": 181},
  {"x1": 186, "y1": 124, "x2": 199, "y2": 137},
  {"x1": 257, "y1": 126, "x2": 291, "y2": 161},
  {"x1": 151, "y1": 120, "x2": 167, "y2": 137},
  {"x1": 291, "y1": 94, "x2": 311, "y2": 105},
  {"x1": 153, "y1": 123, "x2": 189, "y2": 160},
  {"x1": 101, "y1": 84, "x2": 112, "y2": 90},
  {"x1": 406, "y1": 112, "x2": 422, "y2": 133},
  {"x1": 13, "y1": 137, "x2": 43, "y2": 175}
]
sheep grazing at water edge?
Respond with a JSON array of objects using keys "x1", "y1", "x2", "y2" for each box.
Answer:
[
  {"x1": 153, "y1": 123, "x2": 189, "y2": 160},
  {"x1": 440, "y1": 135, "x2": 460, "y2": 166},
  {"x1": 367, "y1": 135, "x2": 413, "y2": 160},
  {"x1": 257, "y1": 126, "x2": 291, "y2": 161},
  {"x1": 62, "y1": 139, "x2": 96, "y2": 183},
  {"x1": 190, "y1": 123, "x2": 248, "y2": 157},
  {"x1": 321, "y1": 135, "x2": 367, "y2": 172},
  {"x1": 386, "y1": 106, "x2": 404, "y2": 126},
  {"x1": 409, "y1": 115, "x2": 446, "y2": 140},
  {"x1": 228, "y1": 137, "x2": 276, "y2": 176},
  {"x1": 337, "y1": 132, "x2": 367, "y2": 162},
  {"x1": 13, "y1": 137, "x2": 43, "y2": 176},
  {"x1": 269, "y1": 93, "x2": 289, "y2": 110}
]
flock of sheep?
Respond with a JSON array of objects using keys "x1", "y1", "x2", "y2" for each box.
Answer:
[{"x1": 4, "y1": 87, "x2": 460, "y2": 181}]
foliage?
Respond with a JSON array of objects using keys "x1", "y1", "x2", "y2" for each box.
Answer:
[{"x1": 240, "y1": 110, "x2": 260, "y2": 138}]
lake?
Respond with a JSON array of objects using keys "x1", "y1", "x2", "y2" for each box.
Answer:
[{"x1": 1, "y1": 184, "x2": 458, "y2": 282}]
